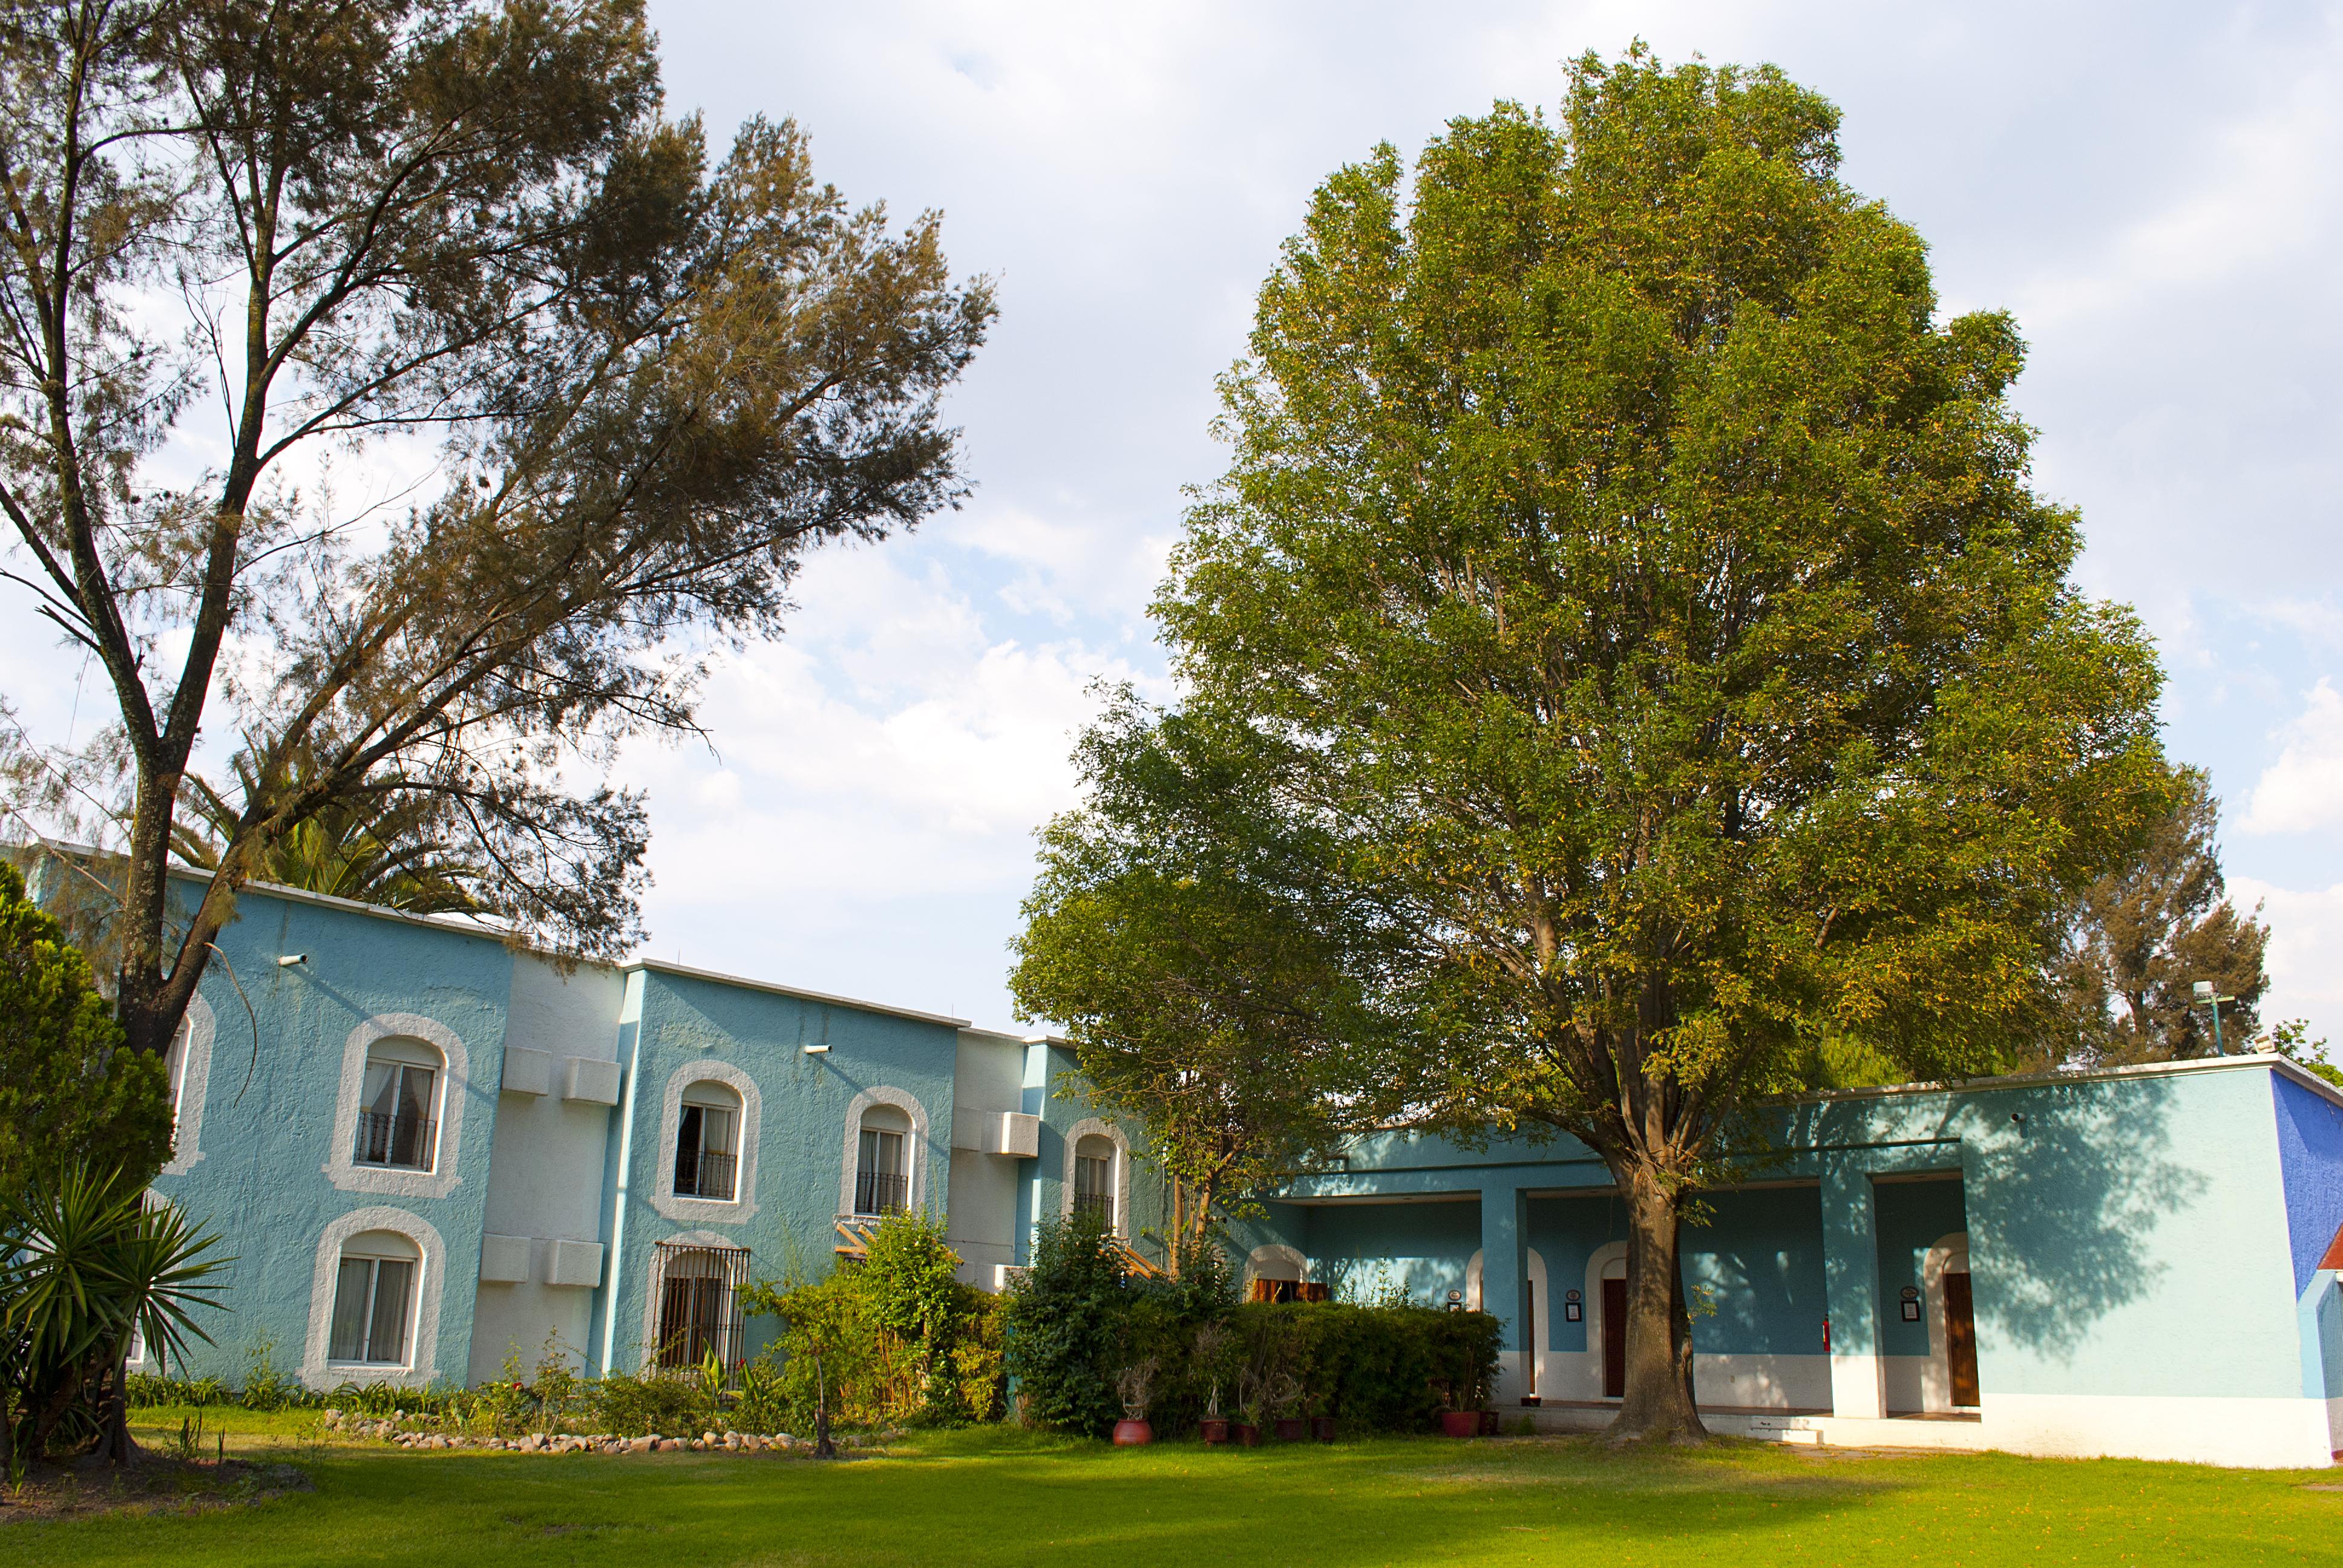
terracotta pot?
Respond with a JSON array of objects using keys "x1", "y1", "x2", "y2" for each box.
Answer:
[
  {"x1": 1311, "y1": 1416, "x2": 1337, "y2": 1443},
  {"x1": 1439, "y1": 1410, "x2": 1479, "y2": 1439},
  {"x1": 1478, "y1": 1410, "x2": 1501, "y2": 1436},
  {"x1": 1112, "y1": 1420, "x2": 1153, "y2": 1446},
  {"x1": 1199, "y1": 1419, "x2": 1230, "y2": 1445},
  {"x1": 1233, "y1": 1423, "x2": 1262, "y2": 1447}
]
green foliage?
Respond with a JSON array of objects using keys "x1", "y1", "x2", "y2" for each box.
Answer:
[
  {"x1": 0, "y1": 0, "x2": 996, "y2": 1068},
  {"x1": 1012, "y1": 701, "x2": 1405, "y2": 1241},
  {"x1": 0, "y1": 863, "x2": 171, "y2": 1200},
  {"x1": 1003, "y1": 1209, "x2": 1132, "y2": 1436},
  {"x1": 2040, "y1": 765, "x2": 2269, "y2": 1068},
  {"x1": 586, "y1": 1367, "x2": 715, "y2": 1439},
  {"x1": 742, "y1": 1212, "x2": 1001, "y2": 1431},
  {"x1": 0, "y1": 1160, "x2": 230, "y2": 1462},
  {"x1": 234, "y1": 1336, "x2": 298, "y2": 1413},
  {"x1": 1125, "y1": 45, "x2": 2172, "y2": 1432}
]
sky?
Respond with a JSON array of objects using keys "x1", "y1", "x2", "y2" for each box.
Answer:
[{"x1": 7, "y1": 1, "x2": 2343, "y2": 1042}]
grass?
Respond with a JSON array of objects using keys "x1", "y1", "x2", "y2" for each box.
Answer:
[{"x1": 10, "y1": 1406, "x2": 2343, "y2": 1565}]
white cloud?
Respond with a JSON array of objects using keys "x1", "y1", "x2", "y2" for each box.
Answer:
[
  {"x1": 2243, "y1": 681, "x2": 2343, "y2": 834},
  {"x1": 2230, "y1": 875, "x2": 2343, "y2": 1030}
]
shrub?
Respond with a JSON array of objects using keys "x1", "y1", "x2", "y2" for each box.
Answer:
[
  {"x1": 587, "y1": 1367, "x2": 715, "y2": 1437},
  {"x1": 1002, "y1": 1209, "x2": 1127, "y2": 1436},
  {"x1": 740, "y1": 1212, "x2": 997, "y2": 1432}
]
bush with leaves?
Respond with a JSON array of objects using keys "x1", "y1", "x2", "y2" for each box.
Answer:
[
  {"x1": 1002, "y1": 1208, "x2": 1130, "y2": 1436},
  {"x1": 741, "y1": 1212, "x2": 1000, "y2": 1433}
]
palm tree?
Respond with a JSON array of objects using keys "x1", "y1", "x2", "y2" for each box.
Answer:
[{"x1": 172, "y1": 751, "x2": 483, "y2": 916}]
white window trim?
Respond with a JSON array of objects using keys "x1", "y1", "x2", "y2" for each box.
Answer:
[
  {"x1": 635, "y1": 1228, "x2": 741, "y2": 1373},
  {"x1": 1059, "y1": 1117, "x2": 1131, "y2": 1235},
  {"x1": 159, "y1": 993, "x2": 216, "y2": 1176},
  {"x1": 652, "y1": 1060, "x2": 761, "y2": 1224},
  {"x1": 325, "y1": 1014, "x2": 468, "y2": 1200},
  {"x1": 839, "y1": 1086, "x2": 930, "y2": 1218},
  {"x1": 301, "y1": 1206, "x2": 445, "y2": 1388}
]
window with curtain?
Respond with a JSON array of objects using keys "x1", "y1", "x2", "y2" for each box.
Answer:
[
  {"x1": 854, "y1": 1106, "x2": 909, "y2": 1215},
  {"x1": 1074, "y1": 1134, "x2": 1116, "y2": 1229},
  {"x1": 673, "y1": 1082, "x2": 741, "y2": 1200},
  {"x1": 355, "y1": 1038, "x2": 441, "y2": 1171},
  {"x1": 654, "y1": 1242, "x2": 749, "y2": 1371},
  {"x1": 329, "y1": 1230, "x2": 421, "y2": 1365}
]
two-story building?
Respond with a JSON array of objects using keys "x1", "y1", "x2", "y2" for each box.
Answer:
[{"x1": 116, "y1": 871, "x2": 1162, "y2": 1391}]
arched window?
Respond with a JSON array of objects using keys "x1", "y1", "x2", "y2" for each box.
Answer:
[
  {"x1": 1073, "y1": 1133, "x2": 1117, "y2": 1229},
  {"x1": 329, "y1": 1229, "x2": 422, "y2": 1367},
  {"x1": 354, "y1": 1037, "x2": 443, "y2": 1172},
  {"x1": 673, "y1": 1081, "x2": 741, "y2": 1201},
  {"x1": 855, "y1": 1105, "x2": 911, "y2": 1215},
  {"x1": 654, "y1": 1240, "x2": 749, "y2": 1370}
]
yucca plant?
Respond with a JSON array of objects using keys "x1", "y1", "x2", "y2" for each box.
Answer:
[{"x1": 0, "y1": 1162, "x2": 231, "y2": 1466}]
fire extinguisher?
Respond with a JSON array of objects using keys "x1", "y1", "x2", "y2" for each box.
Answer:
[{"x1": 1822, "y1": 1316, "x2": 1830, "y2": 1353}]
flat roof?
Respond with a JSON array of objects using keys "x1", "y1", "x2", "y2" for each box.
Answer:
[
  {"x1": 1777, "y1": 1048, "x2": 2343, "y2": 1114},
  {"x1": 126, "y1": 856, "x2": 976, "y2": 1031}
]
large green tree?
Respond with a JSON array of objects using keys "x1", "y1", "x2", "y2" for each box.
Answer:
[
  {"x1": 0, "y1": 0, "x2": 993, "y2": 1060},
  {"x1": 1151, "y1": 50, "x2": 2168, "y2": 1440}
]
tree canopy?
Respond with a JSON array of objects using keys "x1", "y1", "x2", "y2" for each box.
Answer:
[
  {"x1": 1118, "y1": 48, "x2": 2169, "y2": 1440},
  {"x1": 0, "y1": 0, "x2": 994, "y2": 1059}
]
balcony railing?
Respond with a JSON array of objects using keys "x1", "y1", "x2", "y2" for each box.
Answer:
[
  {"x1": 353, "y1": 1110, "x2": 434, "y2": 1171},
  {"x1": 854, "y1": 1169, "x2": 908, "y2": 1215},
  {"x1": 675, "y1": 1148, "x2": 737, "y2": 1201},
  {"x1": 1073, "y1": 1190, "x2": 1115, "y2": 1226}
]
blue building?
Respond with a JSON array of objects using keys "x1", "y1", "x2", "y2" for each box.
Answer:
[
  {"x1": 129, "y1": 875, "x2": 1155, "y2": 1394},
  {"x1": 109, "y1": 866, "x2": 2343, "y2": 1468}
]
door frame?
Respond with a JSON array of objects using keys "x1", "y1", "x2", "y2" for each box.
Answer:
[{"x1": 1921, "y1": 1232, "x2": 1976, "y2": 1412}]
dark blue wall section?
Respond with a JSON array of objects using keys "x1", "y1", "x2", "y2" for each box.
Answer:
[
  {"x1": 1872, "y1": 1177, "x2": 1969, "y2": 1356},
  {"x1": 2273, "y1": 1076, "x2": 2343, "y2": 1295}
]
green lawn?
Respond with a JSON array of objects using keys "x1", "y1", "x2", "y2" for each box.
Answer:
[{"x1": 13, "y1": 1410, "x2": 2343, "y2": 1566}]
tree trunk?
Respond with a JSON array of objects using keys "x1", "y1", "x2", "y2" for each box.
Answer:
[{"x1": 1608, "y1": 1163, "x2": 1706, "y2": 1444}]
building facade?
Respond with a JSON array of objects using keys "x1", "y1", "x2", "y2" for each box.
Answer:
[
  {"x1": 130, "y1": 875, "x2": 1162, "y2": 1391},
  {"x1": 1227, "y1": 1054, "x2": 2343, "y2": 1468},
  {"x1": 99, "y1": 866, "x2": 2343, "y2": 1468}
]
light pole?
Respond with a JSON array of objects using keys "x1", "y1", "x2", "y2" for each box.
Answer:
[{"x1": 2192, "y1": 979, "x2": 2234, "y2": 1056}]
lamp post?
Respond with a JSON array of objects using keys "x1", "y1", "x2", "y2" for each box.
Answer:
[{"x1": 2192, "y1": 979, "x2": 2234, "y2": 1056}]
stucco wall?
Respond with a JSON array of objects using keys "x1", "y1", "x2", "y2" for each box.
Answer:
[
  {"x1": 598, "y1": 967, "x2": 961, "y2": 1370},
  {"x1": 2275, "y1": 1075, "x2": 2343, "y2": 1295},
  {"x1": 147, "y1": 881, "x2": 513, "y2": 1388},
  {"x1": 469, "y1": 954, "x2": 626, "y2": 1379}
]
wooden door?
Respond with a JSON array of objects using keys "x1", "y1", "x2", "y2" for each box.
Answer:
[
  {"x1": 1943, "y1": 1272, "x2": 1979, "y2": 1406},
  {"x1": 1601, "y1": 1277, "x2": 1627, "y2": 1399}
]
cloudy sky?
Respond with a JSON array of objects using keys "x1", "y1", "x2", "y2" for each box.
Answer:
[
  {"x1": 7, "y1": 2, "x2": 2340, "y2": 1042},
  {"x1": 604, "y1": 1, "x2": 2343, "y2": 1034}
]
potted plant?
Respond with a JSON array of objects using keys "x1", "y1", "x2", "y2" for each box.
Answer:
[
  {"x1": 1232, "y1": 1366, "x2": 1265, "y2": 1447},
  {"x1": 1113, "y1": 1357, "x2": 1158, "y2": 1446},
  {"x1": 1269, "y1": 1371, "x2": 1306, "y2": 1442},
  {"x1": 1193, "y1": 1322, "x2": 1233, "y2": 1445}
]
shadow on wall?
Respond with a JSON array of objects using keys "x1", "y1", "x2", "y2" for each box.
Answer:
[
  {"x1": 1312, "y1": 1254, "x2": 1472, "y2": 1308},
  {"x1": 1959, "y1": 1080, "x2": 2203, "y2": 1361}
]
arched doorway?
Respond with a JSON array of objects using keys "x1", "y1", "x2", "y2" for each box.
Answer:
[{"x1": 1923, "y1": 1233, "x2": 1979, "y2": 1411}]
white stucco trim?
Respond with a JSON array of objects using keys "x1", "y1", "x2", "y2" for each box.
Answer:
[
  {"x1": 839, "y1": 1085, "x2": 931, "y2": 1217},
  {"x1": 634, "y1": 1228, "x2": 744, "y2": 1373},
  {"x1": 324, "y1": 1013, "x2": 468, "y2": 1200},
  {"x1": 1245, "y1": 1243, "x2": 1308, "y2": 1288},
  {"x1": 1059, "y1": 1117, "x2": 1132, "y2": 1235},
  {"x1": 1921, "y1": 1231, "x2": 1974, "y2": 1413},
  {"x1": 649, "y1": 1059, "x2": 761, "y2": 1224},
  {"x1": 159, "y1": 993, "x2": 216, "y2": 1176},
  {"x1": 301, "y1": 1206, "x2": 446, "y2": 1388}
]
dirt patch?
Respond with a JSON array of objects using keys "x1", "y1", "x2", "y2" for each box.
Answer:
[{"x1": 1, "y1": 1452, "x2": 312, "y2": 1523}]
